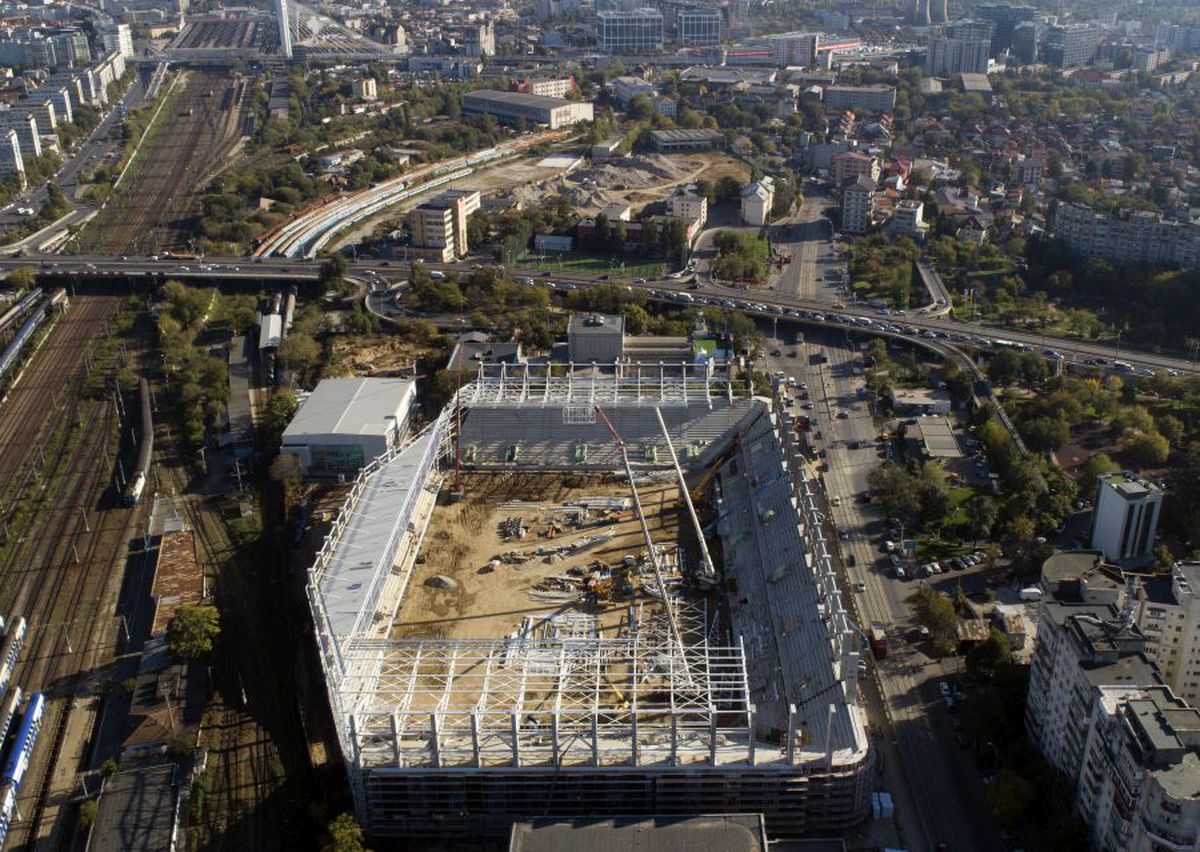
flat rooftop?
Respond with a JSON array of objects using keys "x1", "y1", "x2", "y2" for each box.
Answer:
[
  {"x1": 509, "y1": 814, "x2": 769, "y2": 852},
  {"x1": 283, "y1": 377, "x2": 414, "y2": 440},
  {"x1": 463, "y1": 89, "x2": 577, "y2": 110},
  {"x1": 914, "y1": 416, "x2": 961, "y2": 459},
  {"x1": 151, "y1": 529, "x2": 205, "y2": 636}
]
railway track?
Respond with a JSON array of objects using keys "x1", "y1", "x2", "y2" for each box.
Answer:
[
  {"x1": 77, "y1": 68, "x2": 248, "y2": 256},
  {"x1": 0, "y1": 295, "x2": 149, "y2": 850},
  {"x1": 160, "y1": 458, "x2": 283, "y2": 850}
]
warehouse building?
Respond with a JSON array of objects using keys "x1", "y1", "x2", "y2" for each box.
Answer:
[
  {"x1": 281, "y1": 377, "x2": 417, "y2": 476},
  {"x1": 649, "y1": 128, "x2": 725, "y2": 152},
  {"x1": 461, "y1": 90, "x2": 593, "y2": 129}
]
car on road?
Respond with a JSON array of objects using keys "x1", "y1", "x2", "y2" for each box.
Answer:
[
  {"x1": 939, "y1": 681, "x2": 952, "y2": 697},
  {"x1": 838, "y1": 526, "x2": 850, "y2": 540},
  {"x1": 853, "y1": 580, "x2": 866, "y2": 592}
]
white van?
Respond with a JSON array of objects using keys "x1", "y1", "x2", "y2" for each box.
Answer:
[{"x1": 1019, "y1": 587, "x2": 1043, "y2": 602}]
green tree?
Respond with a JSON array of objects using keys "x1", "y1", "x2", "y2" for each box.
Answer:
[
  {"x1": 6, "y1": 265, "x2": 36, "y2": 289},
  {"x1": 867, "y1": 464, "x2": 921, "y2": 520},
  {"x1": 320, "y1": 254, "x2": 348, "y2": 289},
  {"x1": 1158, "y1": 414, "x2": 1185, "y2": 446},
  {"x1": 966, "y1": 627, "x2": 1014, "y2": 680},
  {"x1": 259, "y1": 390, "x2": 298, "y2": 450},
  {"x1": 466, "y1": 210, "x2": 489, "y2": 248},
  {"x1": 1022, "y1": 417, "x2": 1070, "y2": 454},
  {"x1": 277, "y1": 332, "x2": 320, "y2": 374},
  {"x1": 968, "y1": 496, "x2": 999, "y2": 543},
  {"x1": 913, "y1": 586, "x2": 960, "y2": 652},
  {"x1": 987, "y1": 350, "x2": 1021, "y2": 385},
  {"x1": 989, "y1": 768, "x2": 1035, "y2": 827},
  {"x1": 1118, "y1": 428, "x2": 1170, "y2": 466},
  {"x1": 322, "y1": 812, "x2": 369, "y2": 852},
  {"x1": 1080, "y1": 452, "x2": 1120, "y2": 497},
  {"x1": 166, "y1": 605, "x2": 221, "y2": 659}
]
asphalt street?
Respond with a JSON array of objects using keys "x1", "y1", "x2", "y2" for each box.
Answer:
[{"x1": 760, "y1": 333, "x2": 1007, "y2": 852}]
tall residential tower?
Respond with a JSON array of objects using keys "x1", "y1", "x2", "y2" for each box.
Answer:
[{"x1": 276, "y1": 0, "x2": 293, "y2": 59}]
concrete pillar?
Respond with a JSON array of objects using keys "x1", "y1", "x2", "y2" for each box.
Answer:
[
  {"x1": 670, "y1": 713, "x2": 679, "y2": 767},
  {"x1": 511, "y1": 712, "x2": 521, "y2": 767},
  {"x1": 471, "y1": 711, "x2": 481, "y2": 767},
  {"x1": 787, "y1": 703, "x2": 798, "y2": 763},
  {"x1": 430, "y1": 712, "x2": 441, "y2": 768},
  {"x1": 747, "y1": 704, "x2": 757, "y2": 766},
  {"x1": 709, "y1": 705, "x2": 718, "y2": 763},
  {"x1": 592, "y1": 713, "x2": 600, "y2": 766}
]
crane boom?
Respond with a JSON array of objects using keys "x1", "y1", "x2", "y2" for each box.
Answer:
[{"x1": 593, "y1": 406, "x2": 688, "y2": 659}]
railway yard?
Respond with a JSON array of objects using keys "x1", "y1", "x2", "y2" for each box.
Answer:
[{"x1": 75, "y1": 68, "x2": 251, "y2": 256}]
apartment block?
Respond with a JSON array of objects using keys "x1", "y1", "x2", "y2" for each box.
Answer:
[
  {"x1": 768, "y1": 32, "x2": 819, "y2": 67},
  {"x1": 925, "y1": 33, "x2": 990, "y2": 75},
  {"x1": 0, "y1": 111, "x2": 41, "y2": 161},
  {"x1": 1135, "y1": 563, "x2": 1200, "y2": 708},
  {"x1": 1055, "y1": 203, "x2": 1200, "y2": 267},
  {"x1": 823, "y1": 84, "x2": 896, "y2": 113},
  {"x1": 0, "y1": 129, "x2": 25, "y2": 187},
  {"x1": 831, "y1": 150, "x2": 881, "y2": 186},
  {"x1": 101, "y1": 24, "x2": 135, "y2": 59},
  {"x1": 841, "y1": 175, "x2": 876, "y2": 234},
  {"x1": 1027, "y1": 553, "x2": 1200, "y2": 852},
  {"x1": 597, "y1": 9, "x2": 665, "y2": 53}
]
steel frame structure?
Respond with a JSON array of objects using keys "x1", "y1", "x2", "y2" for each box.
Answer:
[{"x1": 307, "y1": 366, "x2": 873, "y2": 838}]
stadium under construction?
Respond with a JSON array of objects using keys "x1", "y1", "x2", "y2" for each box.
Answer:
[{"x1": 306, "y1": 363, "x2": 873, "y2": 840}]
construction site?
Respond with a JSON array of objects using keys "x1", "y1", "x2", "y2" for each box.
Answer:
[{"x1": 307, "y1": 363, "x2": 873, "y2": 842}]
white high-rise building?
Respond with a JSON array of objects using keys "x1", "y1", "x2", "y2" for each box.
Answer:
[
  {"x1": 1027, "y1": 553, "x2": 1200, "y2": 852},
  {"x1": 276, "y1": 0, "x2": 293, "y2": 59},
  {"x1": 677, "y1": 8, "x2": 722, "y2": 46},
  {"x1": 1090, "y1": 471, "x2": 1163, "y2": 565},
  {"x1": 0, "y1": 129, "x2": 24, "y2": 187},
  {"x1": 768, "y1": 32, "x2": 819, "y2": 67},
  {"x1": 101, "y1": 24, "x2": 134, "y2": 59}
]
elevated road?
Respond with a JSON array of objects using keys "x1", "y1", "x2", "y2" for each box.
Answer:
[{"x1": 8, "y1": 254, "x2": 1196, "y2": 376}]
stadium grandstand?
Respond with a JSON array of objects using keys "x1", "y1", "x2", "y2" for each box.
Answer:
[{"x1": 306, "y1": 363, "x2": 873, "y2": 841}]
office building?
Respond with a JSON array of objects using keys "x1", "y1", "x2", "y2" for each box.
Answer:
[
  {"x1": 352, "y1": 78, "x2": 377, "y2": 101},
  {"x1": 1044, "y1": 23, "x2": 1100, "y2": 68},
  {"x1": 678, "y1": 8, "x2": 722, "y2": 46},
  {"x1": 461, "y1": 90, "x2": 593, "y2": 129},
  {"x1": 281, "y1": 378, "x2": 417, "y2": 476},
  {"x1": 101, "y1": 24, "x2": 134, "y2": 59},
  {"x1": 1055, "y1": 203, "x2": 1200, "y2": 270},
  {"x1": 1027, "y1": 553, "x2": 1200, "y2": 852},
  {"x1": 409, "y1": 189, "x2": 482, "y2": 262},
  {"x1": 841, "y1": 175, "x2": 876, "y2": 234},
  {"x1": 823, "y1": 84, "x2": 896, "y2": 113},
  {"x1": 1011, "y1": 20, "x2": 1041, "y2": 64},
  {"x1": 974, "y1": 4, "x2": 1038, "y2": 54},
  {"x1": 51, "y1": 29, "x2": 91, "y2": 66},
  {"x1": 768, "y1": 32, "x2": 819, "y2": 67},
  {"x1": 514, "y1": 77, "x2": 575, "y2": 98},
  {"x1": 740, "y1": 177, "x2": 774, "y2": 226},
  {"x1": 0, "y1": 129, "x2": 24, "y2": 187},
  {"x1": 276, "y1": 0, "x2": 293, "y2": 59},
  {"x1": 1090, "y1": 472, "x2": 1163, "y2": 566},
  {"x1": 925, "y1": 30, "x2": 991, "y2": 75},
  {"x1": 597, "y1": 9, "x2": 665, "y2": 53}
]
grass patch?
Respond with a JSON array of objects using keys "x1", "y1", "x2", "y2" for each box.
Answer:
[
  {"x1": 528, "y1": 253, "x2": 664, "y2": 279},
  {"x1": 916, "y1": 537, "x2": 972, "y2": 562}
]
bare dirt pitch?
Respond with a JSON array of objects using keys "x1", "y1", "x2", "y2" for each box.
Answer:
[{"x1": 393, "y1": 473, "x2": 686, "y2": 642}]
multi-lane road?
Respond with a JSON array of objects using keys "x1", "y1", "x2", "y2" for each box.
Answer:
[
  {"x1": 6, "y1": 252, "x2": 1198, "y2": 377},
  {"x1": 761, "y1": 333, "x2": 1006, "y2": 852}
]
